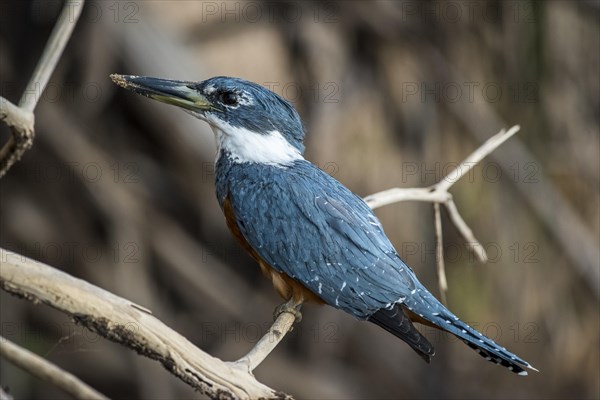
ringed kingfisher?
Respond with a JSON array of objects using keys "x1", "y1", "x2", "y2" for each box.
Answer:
[{"x1": 111, "y1": 74, "x2": 537, "y2": 376}]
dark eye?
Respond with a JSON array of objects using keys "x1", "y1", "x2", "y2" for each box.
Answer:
[{"x1": 220, "y1": 91, "x2": 238, "y2": 106}]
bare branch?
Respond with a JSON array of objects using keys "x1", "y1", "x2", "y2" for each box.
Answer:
[
  {"x1": 433, "y1": 203, "x2": 448, "y2": 304},
  {"x1": 434, "y1": 125, "x2": 520, "y2": 192},
  {"x1": 235, "y1": 312, "x2": 297, "y2": 373},
  {"x1": 444, "y1": 199, "x2": 487, "y2": 263},
  {"x1": 363, "y1": 126, "x2": 520, "y2": 302},
  {"x1": 19, "y1": 0, "x2": 85, "y2": 112},
  {"x1": 0, "y1": 0, "x2": 84, "y2": 178},
  {"x1": 0, "y1": 335, "x2": 108, "y2": 400},
  {"x1": 0, "y1": 248, "x2": 292, "y2": 400},
  {"x1": 0, "y1": 98, "x2": 34, "y2": 178},
  {"x1": 364, "y1": 187, "x2": 451, "y2": 209},
  {"x1": 365, "y1": 126, "x2": 520, "y2": 210},
  {"x1": 0, "y1": 98, "x2": 33, "y2": 132}
]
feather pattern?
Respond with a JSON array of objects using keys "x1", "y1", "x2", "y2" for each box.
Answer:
[{"x1": 217, "y1": 155, "x2": 415, "y2": 318}]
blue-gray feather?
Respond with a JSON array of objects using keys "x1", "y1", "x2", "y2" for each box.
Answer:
[{"x1": 216, "y1": 155, "x2": 417, "y2": 318}]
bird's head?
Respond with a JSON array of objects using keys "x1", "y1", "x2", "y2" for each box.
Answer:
[{"x1": 111, "y1": 74, "x2": 305, "y2": 165}]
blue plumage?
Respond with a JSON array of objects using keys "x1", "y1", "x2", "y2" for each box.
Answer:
[
  {"x1": 216, "y1": 155, "x2": 414, "y2": 318},
  {"x1": 112, "y1": 73, "x2": 536, "y2": 376}
]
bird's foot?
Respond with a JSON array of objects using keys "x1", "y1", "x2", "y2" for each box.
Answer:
[{"x1": 273, "y1": 299, "x2": 303, "y2": 324}]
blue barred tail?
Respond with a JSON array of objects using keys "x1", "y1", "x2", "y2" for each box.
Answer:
[{"x1": 403, "y1": 287, "x2": 538, "y2": 376}]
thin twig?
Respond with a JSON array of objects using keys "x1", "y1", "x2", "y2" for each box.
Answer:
[
  {"x1": 363, "y1": 187, "x2": 451, "y2": 209},
  {"x1": 434, "y1": 126, "x2": 520, "y2": 192},
  {"x1": 0, "y1": 0, "x2": 85, "y2": 178},
  {"x1": 234, "y1": 312, "x2": 297, "y2": 373},
  {"x1": 19, "y1": 0, "x2": 85, "y2": 112},
  {"x1": 0, "y1": 335, "x2": 109, "y2": 400},
  {"x1": 433, "y1": 203, "x2": 448, "y2": 304},
  {"x1": 364, "y1": 126, "x2": 520, "y2": 302},
  {"x1": 0, "y1": 97, "x2": 33, "y2": 132},
  {"x1": 0, "y1": 99, "x2": 34, "y2": 177},
  {"x1": 444, "y1": 199, "x2": 487, "y2": 262}
]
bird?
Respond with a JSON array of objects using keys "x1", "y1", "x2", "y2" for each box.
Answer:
[{"x1": 110, "y1": 73, "x2": 537, "y2": 376}]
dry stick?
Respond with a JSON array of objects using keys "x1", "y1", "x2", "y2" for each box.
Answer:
[
  {"x1": 432, "y1": 125, "x2": 521, "y2": 260},
  {"x1": 0, "y1": 249, "x2": 292, "y2": 400},
  {"x1": 364, "y1": 126, "x2": 520, "y2": 302},
  {"x1": 0, "y1": 0, "x2": 84, "y2": 177},
  {"x1": 433, "y1": 203, "x2": 448, "y2": 304},
  {"x1": 0, "y1": 99, "x2": 33, "y2": 136},
  {"x1": 235, "y1": 312, "x2": 297, "y2": 373},
  {"x1": 363, "y1": 187, "x2": 451, "y2": 208},
  {"x1": 434, "y1": 126, "x2": 520, "y2": 192},
  {"x1": 18, "y1": 1, "x2": 85, "y2": 113},
  {"x1": 0, "y1": 107, "x2": 34, "y2": 178},
  {"x1": 443, "y1": 199, "x2": 486, "y2": 263},
  {"x1": 0, "y1": 336, "x2": 108, "y2": 400},
  {"x1": 430, "y1": 48, "x2": 599, "y2": 296}
]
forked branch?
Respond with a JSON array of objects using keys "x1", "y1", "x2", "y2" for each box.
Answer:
[
  {"x1": 0, "y1": 0, "x2": 84, "y2": 177},
  {"x1": 364, "y1": 125, "x2": 521, "y2": 300}
]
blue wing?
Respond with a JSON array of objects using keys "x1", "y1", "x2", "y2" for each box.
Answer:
[{"x1": 220, "y1": 159, "x2": 419, "y2": 319}]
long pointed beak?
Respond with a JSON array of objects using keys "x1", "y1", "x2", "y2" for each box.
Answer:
[{"x1": 110, "y1": 74, "x2": 213, "y2": 111}]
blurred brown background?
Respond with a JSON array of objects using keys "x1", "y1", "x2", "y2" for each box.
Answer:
[{"x1": 1, "y1": 1, "x2": 599, "y2": 399}]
